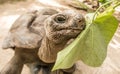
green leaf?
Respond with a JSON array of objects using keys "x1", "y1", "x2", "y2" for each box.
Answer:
[{"x1": 52, "y1": 10, "x2": 118, "y2": 71}]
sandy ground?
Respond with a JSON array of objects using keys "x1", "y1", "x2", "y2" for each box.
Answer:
[{"x1": 0, "y1": 0, "x2": 120, "y2": 74}]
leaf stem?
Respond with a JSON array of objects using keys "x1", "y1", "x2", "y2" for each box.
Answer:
[
  {"x1": 92, "y1": 1, "x2": 113, "y2": 22},
  {"x1": 113, "y1": 2, "x2": 120, "y2": 9}
]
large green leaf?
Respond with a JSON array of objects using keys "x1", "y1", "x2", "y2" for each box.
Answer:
[{"x1": 52, "y1": 11, "x2": 118, "y2": 71}]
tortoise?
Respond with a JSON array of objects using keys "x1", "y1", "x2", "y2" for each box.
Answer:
[{"x1": 0, "y1": 8, "x2": 86, "y2": 74}]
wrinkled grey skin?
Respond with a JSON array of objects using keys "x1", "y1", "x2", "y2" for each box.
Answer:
[{"x1": 0, "y1": 9, "x2": 86, "y2": 74}]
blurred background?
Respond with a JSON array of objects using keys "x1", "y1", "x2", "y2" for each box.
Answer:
[{"x1": 0, "y1": 0, "x2": 120, "y2": 74}]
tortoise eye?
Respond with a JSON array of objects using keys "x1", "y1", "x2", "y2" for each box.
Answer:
[{"x1": 54, "y1": 15, "x2": 66, "y2": 23}]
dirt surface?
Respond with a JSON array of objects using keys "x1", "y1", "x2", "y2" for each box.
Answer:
[{"x1": 0, "y1": 0, "x2": 120, "y2": 74}]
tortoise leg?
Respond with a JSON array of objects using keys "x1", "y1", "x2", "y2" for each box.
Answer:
[
  {"x1": 0, "y1": 55, "x2": 24, "y2": 74},
  {"x1": 30, "y1": 63, "x2": 75, "y2": 74},
  {"x1": 27, "y1": 62, "x2": 42, "y2": 74},
  {"x1": 28, "y1": 65, "x2": 52, "y2": 74},
  {"x1": 30, "y1": 64, "x2": 53, "y2": 74},
  {"x1": 28, "y1": 62, "x2": 54, "y2": 74}
]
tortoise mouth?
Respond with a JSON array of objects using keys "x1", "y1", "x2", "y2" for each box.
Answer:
[
  {"x1": 56, "y1": 25, "x2": 86, "y2": 32},
  {"x1": 56, "y1": 27, "x2": 82, "y2": 32}
]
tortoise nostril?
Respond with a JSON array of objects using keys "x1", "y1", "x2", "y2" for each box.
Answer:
[{"x1": 78, "y1": 20, "x2": 82, "y2": 23}]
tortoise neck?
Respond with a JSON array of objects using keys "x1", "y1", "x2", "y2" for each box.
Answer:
[{"x1": 38, "y1": 36, "x2": 69, "y2": 63}]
